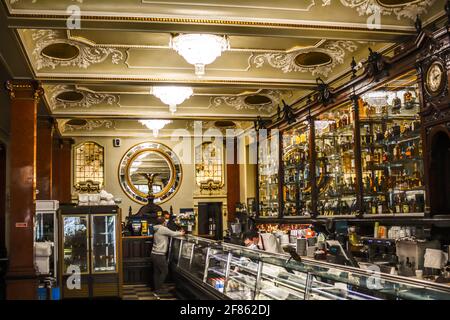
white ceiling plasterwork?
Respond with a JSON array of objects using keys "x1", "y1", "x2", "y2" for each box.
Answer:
[
  {"x1": 30, "y1": 30, "x2": 124, "y2": 70},
  {"x1": 251, "y1": 41, "x2": 358, "y2": 77},
  {"x1": 209, "y1": 90, "x2": 289, "y2": 113},
  {"x1": 48, "y1": 85, "x2": 121, "y2": 109},
  {"x1": 338, "y1": 0, "x2": 436, "y2": 20},
  {"x1": 62, "y1": 119, "x2": 114, "y2": 132}
]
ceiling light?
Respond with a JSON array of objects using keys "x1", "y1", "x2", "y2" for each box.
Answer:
[
  {"x1": 171, "y1": 34, "x2": 230, "y2": 76},
  {"x1": 139, "y1": 119, "x2": 172, "y2": 137},
  {"x1": 152, "y1": 86, "x2": 193, "y2": 114}
]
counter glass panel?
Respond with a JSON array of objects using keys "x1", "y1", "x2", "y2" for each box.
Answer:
[{"x1": 62, "y1": 215, "x2": 89, "y2": 274}]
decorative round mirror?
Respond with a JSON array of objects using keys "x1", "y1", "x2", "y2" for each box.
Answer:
[{"x1": 118, "y1": 142, "x2": 182, "y2": 204}]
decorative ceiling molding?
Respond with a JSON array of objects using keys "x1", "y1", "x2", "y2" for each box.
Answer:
[
  {"x1": 209, "y1": 90, "x2": 289, "y2": 113},
  {"x1": 339, "y1": 0, "x2": 436, "y2": 20},
  {"x1": 47, "y1": 85, "x2": 120, "y2": 110},
  {"x1": 251, "y1": 40, "x2": 358, "y2": 77},
  {"x1": 62, "y1": 119, "x2": 114, "y2": 132},
  {"x1": 30, "y1": 29, "x2": 124, "y2": 70}
]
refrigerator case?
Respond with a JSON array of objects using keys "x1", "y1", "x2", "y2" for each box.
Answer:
[
  {"x1": 169, "y1": 236, "x2": 450, "y2": 300},
  {"x1": 58, "y1": 206, "x2": 122, "y2": 299}
]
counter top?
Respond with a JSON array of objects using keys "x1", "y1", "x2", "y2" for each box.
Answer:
[{"x1": 122, "y1": 235, "x2": 153, "y2": 239}]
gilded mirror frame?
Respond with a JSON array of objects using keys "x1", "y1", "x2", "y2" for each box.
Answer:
[{"x1": 118, "y1": 142, "x2": 182, "y2": 205}]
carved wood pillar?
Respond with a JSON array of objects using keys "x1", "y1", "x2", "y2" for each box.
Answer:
[{"x1": 5, "y1": 80, "x2": 43, "y2": 300}]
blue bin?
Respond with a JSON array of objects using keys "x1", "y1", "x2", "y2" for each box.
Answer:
[
  {"x1": 51, "y1": 287, "x2": 60, "y2": 300},
  {"x1": 37, "y1": 287, "x2": 47, "y2": 300}
]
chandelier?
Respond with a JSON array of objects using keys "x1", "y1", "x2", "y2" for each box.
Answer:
[
  {"x1": 171, "y1": 34, "x2": 230, "y2": 76},
  {"x1": 152, "y1": 86, "x2": 193, "y2": 114},
  {"x1": 139, "y1": 119, "x2": 172, "y2": 137}
]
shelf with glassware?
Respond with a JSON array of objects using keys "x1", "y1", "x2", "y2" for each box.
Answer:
[
  {"x1": 257, "y1": 133, "x2": 280, "y2": 218},
  {"x1": 314, "y1": 103, "x2": 359, "y2": 217},
  {"x1": 282, "y1": 122, "x2": 312, "y2": 217},
  {"x1": 256, "y1": 75, "x2": 428, "y2": 222},
  {"x1": 359, "y1": 85, "x2": 426, "y2": 218}
]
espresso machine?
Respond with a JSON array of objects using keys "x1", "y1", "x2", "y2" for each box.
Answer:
[{"x1": 362, "y1": 237, "x2": 398, "y2": 273}]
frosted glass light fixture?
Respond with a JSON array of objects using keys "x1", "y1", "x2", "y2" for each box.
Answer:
[
  {"x1": 152, "y1": 86, "x2": 193, "y2": 114},
  {"x1": 171, "y1": 34, "x2": 230, "y2": 76},
  {"x1": 139, "y1": 119, "x2": 172, "y2": 137}
]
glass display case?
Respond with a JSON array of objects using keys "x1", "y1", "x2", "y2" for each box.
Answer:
[
  {"x1": 360, "y1": 74, "x2": 425, "y2": 216},
  {"x1": 91, "y1": 214, "x2": 117, "y2": 273},
  {"x1": 258, "y1": 131, "x2": 280, "y2": 217},
  {"x1": 59, "y1": 205, "x2": 122, "y2": 299},
  {"x1": 170, "y1": 236, "x2": 450, "y2": 300},
  {"x1": 62, "y1": 215, "x2": 89, "y2": 274},
  {"x1": 315, "y1": 102, "x2": 358, "y2": 216},
  {"x1": 282, "y1": 121, "x2": 311, "y2": 217}
]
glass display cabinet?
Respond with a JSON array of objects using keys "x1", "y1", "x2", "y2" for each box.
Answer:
[
  {"x1": 282, "y1": 121, "x2": 311, "y2": 217},
  {"x1": 258, "y1": 131, "x2": 280, "y2": 218},
  {"x1": 315, "y1": 102, "x2": 358, "y2": 217},
  {"x1": 255, "y1": 71, "x2": 427, "y2": 220},
  {"x1": 360, "y1": 75, "x2": 425, "y2": 216},
  {"x1": 58, "y1": 205, "x2": 122, "y2": 299},
  {"x1": 170, "y1": 236, "x2": 450, "y2": 300}
]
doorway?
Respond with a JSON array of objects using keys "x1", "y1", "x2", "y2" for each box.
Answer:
[
  {"x1": 430, "y1": 131, "x2": 450, "y2": 214},
  {"x1": 197, "y1": 202, "x2": 223, "y2": 240}
]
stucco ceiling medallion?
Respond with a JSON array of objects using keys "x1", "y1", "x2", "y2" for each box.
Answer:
[
  {"x1": 210, "y1": 90, "x2": 288, "y2": 113},
  {"x1": 63, "y1": 119, "x2": 114, "y2": 132},
  {"x1": 252, "y1": 41, "x2": 358, "y2": 77},
  {"x1": 31, "y1": 30, "x2": 124, "y2": 70},
  {"x1": 49, "y1": 85, "x2": 120, "y2": 109},
  {"x1": 339, "y1": 0, "x2": 436, "y2": 20}
]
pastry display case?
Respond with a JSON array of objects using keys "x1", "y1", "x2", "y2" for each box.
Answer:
[
  {"x1": 58, "y1": 205, "x2": 122, "y2": 299},
  {"x1": 170, "y1": 236, "x2": 450, "y2": 300},
  {"x1": 258, "y1": 132, "x2": 280, "y2": 218},
  {"x1": 282, "y1": 121, "x2": 312, "y2": 216}
]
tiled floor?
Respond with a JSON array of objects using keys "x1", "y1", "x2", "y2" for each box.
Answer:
[{"x1": 122, "y1": 284, "x2": 177, "y2": 300}]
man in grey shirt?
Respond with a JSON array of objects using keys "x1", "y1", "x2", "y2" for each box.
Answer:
[{"x1": 151, "y1": 217, "x2": 185, "y2": 295}]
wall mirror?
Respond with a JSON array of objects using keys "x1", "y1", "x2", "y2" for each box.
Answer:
[{"x1": 119, "y1": 142, "x2": 182, "y2": 204}]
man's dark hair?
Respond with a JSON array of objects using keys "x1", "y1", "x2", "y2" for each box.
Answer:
[
  {"x1": 243, "y1": 230, "x2": 259, "y2": 241},
  {"x1": 154, "y1": 217, "x2": 165, "y2": 225}
]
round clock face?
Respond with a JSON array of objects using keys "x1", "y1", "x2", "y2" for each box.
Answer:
[{"x1": 426, "y1": 62, "x2": 445, "y2": 95}]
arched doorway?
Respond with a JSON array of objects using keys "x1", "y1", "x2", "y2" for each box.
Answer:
[{"x1": 430, "y1": 131, "x2": 450, "y2": 215}]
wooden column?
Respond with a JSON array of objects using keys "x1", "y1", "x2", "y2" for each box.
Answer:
[
  {"x1": 36, "y1": 118, "x2": 53, "y2": 200},
  {"x1": 227, "y1": 137, "x2": 240, "y2": 222},
  {"x1": 0, "y1": 142, "x2": 6, "y2": 257},
  {"x1": 351, "y1": 95, "x2": 364, "y2": 217},
  {"x1": 52, "y1": 137, "x2": 73, "y2": 204},
  {"x1": 5, "y1": 80, "x2": 43, "y2": 300}
]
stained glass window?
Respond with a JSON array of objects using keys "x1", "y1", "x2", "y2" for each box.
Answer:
[{"x1": 74, "y1": 142, "x2": 104, "y2": 190}]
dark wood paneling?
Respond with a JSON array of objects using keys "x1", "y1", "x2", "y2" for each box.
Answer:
[
  {"x1": 36, "y1": 118, "x2": 53, "y2": 200},
  {"x1": 122, "y1": 237, "x2": 153, "y2": 285},
  {"x1": 0, "y1": 142, "x2": 6, "y2": 257},
  {"x1": 52, "y1": 138, "x2": 73, "y2": 204}
]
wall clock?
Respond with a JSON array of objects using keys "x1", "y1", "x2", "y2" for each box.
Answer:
[{"x1": 425, "y1": 61, "x2": 446, "y2": 96}]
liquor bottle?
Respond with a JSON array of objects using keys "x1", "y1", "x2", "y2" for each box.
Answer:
[
  {"x1": 394, "y1": 195, "x2": 402, "y2": 214},
  {"x1": 371, "y1": 198, "x2": 378, "y2": 214}
]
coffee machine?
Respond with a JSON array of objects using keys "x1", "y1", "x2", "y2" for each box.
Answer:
[{"x1": 362, "y1": 237, "x2": 398, "y2": 272}]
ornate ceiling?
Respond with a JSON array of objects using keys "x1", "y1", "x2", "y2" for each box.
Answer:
[{"x1": 0, "y1": 0, "x2": 446, "y2": 137}]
